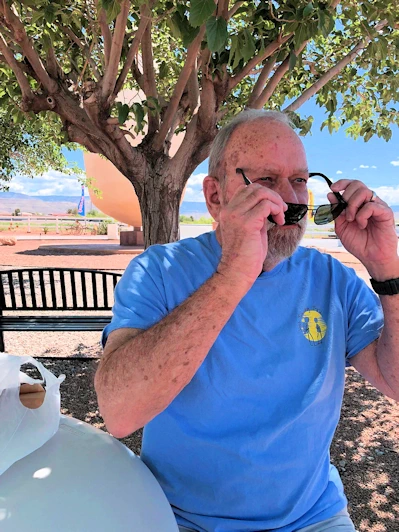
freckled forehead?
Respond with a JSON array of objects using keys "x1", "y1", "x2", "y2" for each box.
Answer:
[{"x1": 224, "y1": 119, "x2": 306, "y2": 170}]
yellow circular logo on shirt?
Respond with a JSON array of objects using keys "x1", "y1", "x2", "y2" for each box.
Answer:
[{"x1": 300, "y1": 310, "x2": 327, "y2": 345}]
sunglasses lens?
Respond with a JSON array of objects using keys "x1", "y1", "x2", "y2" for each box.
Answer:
[
  {"x1": 267, "y1": 204, "x2": 308, "y2": 225},
  {"x1": 284, "y1": 204, "x2": 308, "y2": 225},
  {"x1": 314, "y1": 203, "x2": 345, "y2": 225}
]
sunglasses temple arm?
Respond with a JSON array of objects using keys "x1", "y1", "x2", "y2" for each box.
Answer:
[
  {"x1": 309, "y1": 173, "x2": 347, "y2": 205},
  {"x1": 236, "y1": 168, "x2": 252, "y2": 186}
]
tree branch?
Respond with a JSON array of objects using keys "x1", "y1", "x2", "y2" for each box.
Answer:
[
  {"x1": 46, "y1": 45, "x2": 59, "y2": 79},
  {"x1": 60, "y1": 26, "x2": 102, "y2": 80},
  {"x1": 253, "y1": 58, "x2": 289, "y2": 109},
  {"x1": 284, "y1": 26, "x2": 387, "y2": 113},
  {"x1": 141, "y1": 15, "x2": 159, "y2": 134},
  {"x1": 187, "y1": 59, "x2": 200, "y2": 113},
  {"x1": 228, "y1": 32, "x2": 293, "y2": 91},
  {"x1": 216, "y1": 0, "x2": 229, "y2": 19},
  {"x1": 131, "y1": 60, "x2": 145, "y2": 92},
  {"x1": 0, "y1": 30, "x2": 34, "y2": 100},
  {"x1": 0, "y1": 2, "x2": 57, "y2": 93},
  {"x1": 247, "y1": 55, "x2": 277, "y2": 107},
  {"x1": 153, "y1": 26, "x2": 206, "y2": 152},
  {"x1": 101, "y1": 0, "x2": 131, "y2": 101},
  {"x1": 113, "y1": 3, "x2": 152, "y2": 99},
  {"x1": 97, "y1": 3, "x2": 112, "y2": 68},
  {"x1": 253, "y1": 42, "x2": 307, "y2": 109},
  {"x1": 228, "y1": 1, "x2": 244, "y2": 19}
]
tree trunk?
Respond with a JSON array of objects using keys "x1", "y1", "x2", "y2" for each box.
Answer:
[{"x1": 136, "y1": 171, "x2": 183, "y2": 248}]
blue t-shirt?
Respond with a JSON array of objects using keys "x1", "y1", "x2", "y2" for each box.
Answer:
[{"x1": 103, "y1": 231, "x2": 383, "y2": 532}]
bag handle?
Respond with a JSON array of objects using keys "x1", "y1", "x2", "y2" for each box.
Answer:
[{"x1": 0, "y1": 354, "x2": 64, "y2": 405}]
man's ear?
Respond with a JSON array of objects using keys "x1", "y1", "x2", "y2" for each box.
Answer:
[{"x1": 203, "y1": 176, "x2": 223, "y2": 221}]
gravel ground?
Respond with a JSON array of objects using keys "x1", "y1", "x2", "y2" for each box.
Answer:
[{"x1": 2, "y1": 239, "x2": 399, "y2": 531}]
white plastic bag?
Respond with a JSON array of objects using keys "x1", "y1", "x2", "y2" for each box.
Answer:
[{"x1": 0, "y1": 353, "x2": 65, "y2": 476}]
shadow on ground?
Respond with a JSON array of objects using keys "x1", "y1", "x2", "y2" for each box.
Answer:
[{"x1": 24, "y1": 361, "x2": 398, "y2": 531}]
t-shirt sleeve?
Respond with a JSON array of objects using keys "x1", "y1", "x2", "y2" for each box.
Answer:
[
  {"x1": 102, "y1": 249, "x2": 168, "y2": 347},
  {"x1": 345, "y1": 268, "x2": 384, "y2": 366}
]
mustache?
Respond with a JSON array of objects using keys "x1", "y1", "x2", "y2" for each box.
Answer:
[{"x1": 267, "y1": 215, "x2": 307, "y2": 233}]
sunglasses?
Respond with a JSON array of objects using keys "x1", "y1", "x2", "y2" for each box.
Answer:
[{"x1": 236, "y1": 169, "x2": 347, "y2": 226}]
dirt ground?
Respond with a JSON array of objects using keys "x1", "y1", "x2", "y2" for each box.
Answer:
[{"x1": 2, "y1": 238, "x2": 399, "y2": 531}]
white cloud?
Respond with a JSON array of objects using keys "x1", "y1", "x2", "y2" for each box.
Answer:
[
  {"x1": 373, "y1": 186, "x2": 399, "y2": 206},
  {"x1": 371, "y1": 165, "x2": 377, "y2": 169},
  {"x1": 336, "y1": 170, "x2": 343, "y2": 175},
  {"x1": 187, "y1": 172, "x2": 207, "y2": 186},
  {"x1": 183, "y1": 186, "x2": 206, "y2": 202},
  {"x1": 8, "y1": 170, "x2": 82, "y2": 196},
  {"x1": 359, "y1": 165, "x2": 369, "y2": 169},
  {"x1": 391, "y1": 160, "x2": 399, "y2": 167},
  {"x1": 308, "y1": 176, "x2": 331, "y2": 205},
  {"x1": 182, "y1": 172, "x2": 207, "y2": 202},
  {"x1": 353, "y1": 168, "x2": 357, "y2": 171},
  {"x1": 308, "y1": 178, "x2": 399, "y2": 208}
]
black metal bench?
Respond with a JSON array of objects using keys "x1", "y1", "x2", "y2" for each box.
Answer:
[{"x1": 0, "y1": 268, "x2": 122, "y2": 354}]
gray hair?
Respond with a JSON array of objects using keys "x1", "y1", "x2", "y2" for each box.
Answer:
[{"x1": 208, "y1": 109, "x2": 293, "y2": 178}]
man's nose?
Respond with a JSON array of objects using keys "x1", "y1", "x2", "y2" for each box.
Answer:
[{"x1": 275, "y1": 181, "x2": 299, "y2": 204}]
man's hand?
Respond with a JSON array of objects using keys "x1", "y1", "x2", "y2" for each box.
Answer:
[
  {"x1": 328, "y1": 179, "x2": 399, "y2": 280},
  {"x1": 217, "y1": 183, "x2": 287, "y2": 287}
]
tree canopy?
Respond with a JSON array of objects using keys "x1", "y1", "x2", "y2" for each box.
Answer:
[
  {"x1": 0, "y1": 0, "x2": 398, "y2": 245},
  {"x1": 0, "y1": 109, "x2": 81, "y2": 190}
]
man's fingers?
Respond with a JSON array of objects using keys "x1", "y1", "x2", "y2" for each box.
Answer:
[
  {"x1": 228, "y1": 184, "x2": 287, "y2": 219},
  {"x1": 328, "y1": 181, "x2": 392, "y2": 225},
  {"x1": 342, "y1": 186, "x2": 371, "y2": 222},
  {"x1": 354, "y1": 202, "x2": 395, "y2": 229},
  {"x1": 250, "y1": 198, "x2": 286, "y2": 226}
]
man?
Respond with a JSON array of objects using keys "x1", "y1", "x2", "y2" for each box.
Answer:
[{"x1": 95, "y1": 110, "x2": 399, "y2": 532}]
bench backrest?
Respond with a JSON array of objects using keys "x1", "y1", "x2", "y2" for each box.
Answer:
[{"x1": 0, "y1": 268, "x2": 122, "y2": 311}]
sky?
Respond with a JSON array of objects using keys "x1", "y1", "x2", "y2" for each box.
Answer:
[{"x1": 6, "y1": 98, "x2": 399, "y2": 207}]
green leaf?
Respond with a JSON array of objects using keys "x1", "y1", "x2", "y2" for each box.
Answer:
[
  {"x1": 31, "y1": 10, "x2": 44, "y2": 25},
  {"x1": 189, "y1": 0, "x2": 216, "y2": 28},
  {"x1": 131, "y1": 103, "x2": 145, "y2": 132},
  {"x1": 364, "y1": 129, "x2": 373, "y2": 142},
  {"x1": 99, "y1": 0, "x2": 121, "y2": 23},
  {"x1": 288, "y1": 51, "x2": 297, "y2": 71},
  {"x1": 228, "y1": 34, "x2": 240, "y2": 69},
  {"x1": 303, "y1": 2, "x2": 313, "y2": 18},
  {"x1": 44, "y1": 5, "x2": 56, "y2": 24},
  {"x1": 118, "y1": 103, "x2": 130, "y2": 125},
  {"x1": 159, "y1": 61, "x2": 169, "y2": 79},
  {"x1": 42, "y1": 33, "x2": 52, "y2": 53},
  {"x1": 241, "y1": 29, "x2": 256, "y2": 62},
  {"x1": 182, "y1": 24, "x2": 200, "y2": 48},
  {"x1": 206, "y1": 16, "x2": 228, "y2": 52},
  {"x1": 318, "y1": 11, "x2": 335, "y2": 38},
  {"x1": 145, "y1": 96, "x2": 161, "y2": 114}
]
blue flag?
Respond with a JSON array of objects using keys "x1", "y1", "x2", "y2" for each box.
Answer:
[{"x1": 77, "y1": 185, "x2": 85, "y2": 216}]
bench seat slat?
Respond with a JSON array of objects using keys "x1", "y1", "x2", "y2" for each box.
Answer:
[{"x1": 0, "y1": 316, "x2": 112, "y2": 332}]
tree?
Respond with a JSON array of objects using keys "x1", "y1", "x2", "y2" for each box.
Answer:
[
  {"x1": 0, "y1": 1, "x2": 398, "y2": 247},
  {"x1": 0, "y1": 108, "x2": 81, "y2": 191}
]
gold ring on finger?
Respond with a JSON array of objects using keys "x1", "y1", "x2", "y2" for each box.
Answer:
[{"x1": 369, "y1": 190, "x2": 377, "y2": 202}]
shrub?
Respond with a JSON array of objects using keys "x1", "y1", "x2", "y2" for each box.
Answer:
[{"x1": 97, "y1": 220, "x2": 113, "y2": 235}]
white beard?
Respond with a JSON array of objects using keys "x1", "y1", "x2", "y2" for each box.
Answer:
[{"x1": 265, "y1": 217, "x2": 307, "y2": 266}]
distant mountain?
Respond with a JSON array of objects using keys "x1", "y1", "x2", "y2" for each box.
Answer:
[
  {"x1": 0, "y1": 192, "x2": 209, "y2": 217},
  {"x1": 0, "y1": 191, "x2": 90, "y2": 203},
  {"x1": 0, "y1": 191, "x2": 395, "y2": 218},
  {"x1": 180, "y1": 201, "x2": 209, "y2": 217}
]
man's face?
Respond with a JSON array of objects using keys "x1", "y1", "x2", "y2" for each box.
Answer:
[{"x1": 220, "y1": 119, "x2": 309, "y2": 264}]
